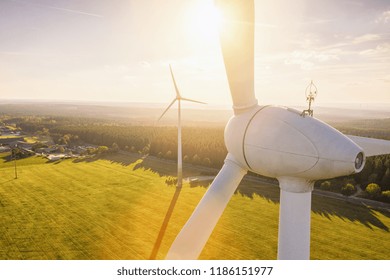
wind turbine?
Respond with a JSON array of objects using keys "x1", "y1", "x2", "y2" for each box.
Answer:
[
  {"x1": 158, "y1": 65, "x2": 206, "y2": 188},
  {"x1": 166, "y1": 0, "x2": 390, "y2": 260}
]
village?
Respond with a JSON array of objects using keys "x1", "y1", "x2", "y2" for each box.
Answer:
[{"x1": 0, "y1": 125, "x2": 99, "y2": 161}]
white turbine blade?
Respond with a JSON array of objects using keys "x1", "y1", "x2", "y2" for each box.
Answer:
[
  {"x1": 347, "y1": 135, "x2": 390, "y2": 157},
  {"x1": 216, "y1": 0, "x2": 258, "y2": 112},
  {"x1": 158, "y1": 99, "x2": 177, "y2": 121},
  {"x1": 277, "y1": 189, "x2": 312, "y2": 260},
  {"x1": 169, "y1": 64, "x2": 181, "y2": 99},
  {"x1": 180, "y1": 97, "x2": 206, "y2": 104},
  {"x1": 166, "y1": 155, "x2": 247, "y2": 260}
]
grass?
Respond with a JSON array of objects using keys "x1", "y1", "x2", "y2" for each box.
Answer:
[{"x1": 0, "y1": 153, "x2": 389, "y2": 260}]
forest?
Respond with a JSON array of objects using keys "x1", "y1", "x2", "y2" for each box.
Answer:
[{"x1": 1, "y1": 114, "x2": 390, "y2": 203}]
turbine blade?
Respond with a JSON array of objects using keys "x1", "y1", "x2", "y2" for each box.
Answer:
[
  {"x1": 169, "y1": 64, "x2": 181, "y2": 99},
  {"x1": 216, "y1": 0, "x2": 258, "y2": 112},
  {"x1": 347, "y1": 135, "x2": 390, "y2": 157},
  {"x1": 180, "y1": 97, "x2": 207, "y2": 104},
  {"x1": 158, "y1": 99, "x2": 177, "y2": 121},
  {"x1": 166, "y1": 155, "x2": 247, "y2": 259}
]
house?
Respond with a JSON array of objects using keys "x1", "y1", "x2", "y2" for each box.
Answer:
[
  {"x1": 47, "y1": 154, "x2": 66, "y2": 161},
  {"x1": 0, "y1": 146, "x2": 11, "y2": 153}
]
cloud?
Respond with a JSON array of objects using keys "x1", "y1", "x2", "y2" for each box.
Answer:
[
  {"x1": 44, "y1": 5, "x2": 103, "y2": 18},
  {"x1": 376, "y1": 10, "x2": 390, "y2": 24},
  {"x1": 352, "y1": 33, "x2": 381, "y2": 44},
  {"x1": 360, "y1": 43, "x2": 390, "y2": 56},
  {"x1": 299, "y1": 19, "x2": 335, "y2": 26},
  {"x1": 10, "y1": 0, "x2": 103, "y2": 18},
  {"x1": 285, "y1": 50, "x2": 340, "y2": 70}
]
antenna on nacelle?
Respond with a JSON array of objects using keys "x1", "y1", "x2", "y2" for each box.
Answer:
[{"x1": 301, "y1": 80, "x2": 317, "y2": 117}]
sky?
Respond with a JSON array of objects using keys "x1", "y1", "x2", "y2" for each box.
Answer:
[{"x1": 0, "y1": 0, "x2": 389, "y2": 108}]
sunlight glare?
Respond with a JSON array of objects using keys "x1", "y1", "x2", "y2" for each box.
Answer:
[{"x1": 188, "y1": 0, "x2": 222, "y2": 42}]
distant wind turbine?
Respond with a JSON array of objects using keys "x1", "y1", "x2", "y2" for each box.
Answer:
[
  {"x1": 158, "y1": 65, "x2": 206, "y2": 188},
  {"x1": 149, "y1": 65, "x2": 206, "y2": 259}
]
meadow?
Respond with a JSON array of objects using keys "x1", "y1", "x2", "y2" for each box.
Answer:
[{"x1": 0, "y1": 152, "x2": 389, "y2": 260}]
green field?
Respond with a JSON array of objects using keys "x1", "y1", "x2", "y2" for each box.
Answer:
[{"x1": 0, "y1": 153, "x2": 389, "y2": 260}]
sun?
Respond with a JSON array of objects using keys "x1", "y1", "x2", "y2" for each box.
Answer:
[{"x1": 188, "y1": 0, "x2": 222, "y2": 42}]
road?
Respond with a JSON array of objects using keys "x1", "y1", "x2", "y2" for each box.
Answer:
[{"x1": 118, "y1": 150, "x2": 390, "y2": 212}]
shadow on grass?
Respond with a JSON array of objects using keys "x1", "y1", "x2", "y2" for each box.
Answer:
[
  {"x1": 240, "y1": 178, "x2": 389, "y2": 232},
  {"x1": 187, "y1": 176, "x2": 390, "y2": 232},
  {"x1": 68, "y1": 152, "x2": 390, "y2": 232},
  {"x1": 1, "y1": 154, "x2": 12, "y2": 162},
  {"x1": 311, "y1": 196, "x2": 389, "y2": 232},
  {"x1": 149, "y1": 186, "x2": 183, "y2": 260},
  {"x1": 132, "y1": 155, "x2": 210, "y2": 178},
  {"x1": 72, "y1": 156, "x2": 101, "y2": 164},
  {"x1": 2, "y1": 154, "x2": 30, "y2": 163},
  {"x1": 73, "y1": 151, "x2": 216, "y2": 179},
  {"x1": 236, "y1": 177, "x2": 280, "y2": 204},
  {"x1": 72, "y1": 152, "x2": 146, "y2": 168}
]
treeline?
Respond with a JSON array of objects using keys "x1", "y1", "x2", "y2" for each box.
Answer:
[
  {"x1": 3, "y1": 115, "x2": 390, "y2": 202},
  {"x1": 333, "y1": 118, "x2": 390, "y2": 140},
  {"x1": 4, "y1": 115, "x2": 227, "y2": 168},
  {"x1": 50, "y1": 124, "x2": 226, "y2": 167}
]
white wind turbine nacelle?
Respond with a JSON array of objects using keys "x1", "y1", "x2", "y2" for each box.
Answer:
[
  {"x1": 166, "y1": 0, "x2": 390, "y2": 260},
  {"x1": 225, "y1": 105, "x2": 365, "y2": 186}
]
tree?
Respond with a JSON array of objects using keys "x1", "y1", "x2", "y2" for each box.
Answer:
[
  {"x1": 86, "y1": 147, "x2": 96, "y2": 155},
  {"x1": 165, "y1": 176, "x2": 177, "y2": 186},
  {"x1": 366, "y1": 183, "x2": 381, "y2": 198},
  {"x1": 12, "y1": 147, "x2": 22, "y2": 159},
  {"x1": 341, "y1": 183, "x2": 356, "y2": 196},
  {"x1": 380, "y1": 168, "x2": 390, "y2": 191},
  {"x1": 374, "y1": 158, "x2": 384, "y2": 175},
  {"x1": 357, "y1": 158, "x2": 373, "y2": 184},
  {"x1": 381, "y1": 191, "x2": 390, "y2": 203},
  {"x1": 384, "y1": 158, "x2": 390, "y2": 168},
  {"x1": 39, "y1": 128, "x2": 49, "y2": 136},
  {"x1": 203, "y1": 157, "x2": 211, "y2": 166},
  {"x1": 165, "y1": 150, "x2": 173, "y2": 159},
  {"x1": 367, "y1": 173, "x2": 378, "y2": 184},
  {"x1": 192, "y1": 154, "x2": 201, "y2": 165},
  {"x1": 97, "y1": 146, "x2": 109, "y2": 154},
  {"x1": 111, "y1": 142, "x2": 119, "y2": 152},
  {"x1": 320, "y1": 181, "x2": 331, "y2": 190},
  {"x1": 63, "y1": 134, "x2": 71, "y2": 144},
  {"x1": 142, "y1": 146, "x2": 150, "y2": 155}
]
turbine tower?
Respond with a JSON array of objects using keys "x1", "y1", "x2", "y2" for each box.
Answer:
[
  {"x1": 166, "y1": 0, "x2": 390, "y2": 260},
  {"x1": 159, "y1": 65, "x2": 206, "y2": 188}
]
